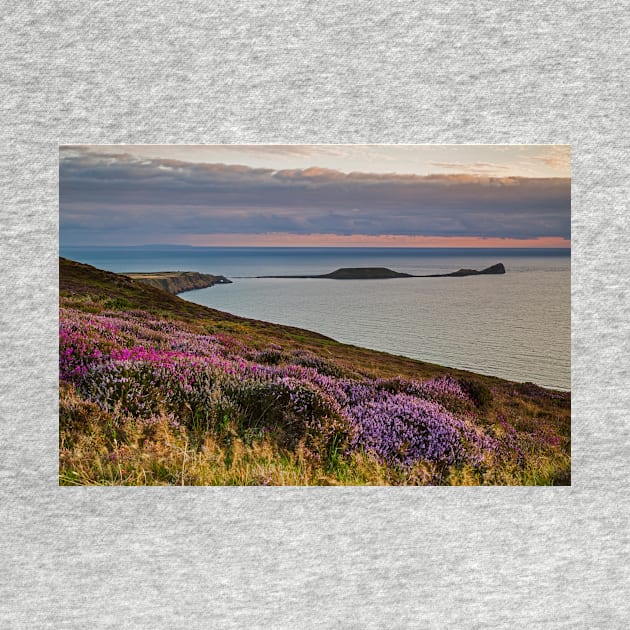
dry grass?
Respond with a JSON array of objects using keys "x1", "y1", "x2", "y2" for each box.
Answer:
[
  {"x1": 60, "y1": 383, "x2": 393, "y2": 486},
  {"x1": 60, "y1": 380, "x2": 570, "y2": 486}
]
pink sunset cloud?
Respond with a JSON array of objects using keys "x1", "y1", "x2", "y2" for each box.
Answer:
[{"x1": 180, "y1": 233, "x2": 570, "y2": 248}]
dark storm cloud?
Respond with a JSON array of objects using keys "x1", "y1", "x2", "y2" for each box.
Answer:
[{"x1": 59, "y1": 149, "x2": 571, "y2": 243}]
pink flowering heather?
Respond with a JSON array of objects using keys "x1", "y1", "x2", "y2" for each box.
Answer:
[{"x1": 60, "y1": 307, "x2": 506, "y2": 469}]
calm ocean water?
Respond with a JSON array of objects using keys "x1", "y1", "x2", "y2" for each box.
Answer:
[{"x1": 61, "y1": 247, "x2": 571, "y2": 390}]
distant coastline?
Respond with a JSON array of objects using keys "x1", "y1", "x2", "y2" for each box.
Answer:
[{"x1": 120, "y1": 263, "x2": 506, "y2": 293}]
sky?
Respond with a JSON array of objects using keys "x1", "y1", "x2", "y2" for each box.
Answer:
[{"x1": 59, "y1": 145, "x2": 571, "y2": 248}]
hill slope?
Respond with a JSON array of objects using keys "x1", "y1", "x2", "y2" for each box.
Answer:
[{"x1": 59, "y1": 257, "x2": 570, "y2": 486}]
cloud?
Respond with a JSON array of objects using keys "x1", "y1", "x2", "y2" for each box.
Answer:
[
  {"x1": 427, "y1": 161, "x2": 512, "y2": 174},
  {"x1": 59, "y1": 148, "x2": 571, "y2": 245},
  {"x1": 200, "y1": 145, "x2": 354, "y2": 158},
  {"x1": 530, "y1": 146, "x2": 571, "y2": 170}
]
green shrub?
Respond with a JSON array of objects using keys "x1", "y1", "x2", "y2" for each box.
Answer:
[
  {"x1": 254, "y1": 348, "x2": 285, "y2": 365},
  {"x1": 223, "y1": 377, "x2": 352, "y2": 457},
  {"x1": 459, "y1": 379, "x2": 493, "y2": 409},
  {"x1": 103, "y1": 297, "x2": 131, "y2": 310}
]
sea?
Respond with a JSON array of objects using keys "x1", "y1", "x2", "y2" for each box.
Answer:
[{"x1": 60, "y1": 246, "x2": 571, "y2": 391}]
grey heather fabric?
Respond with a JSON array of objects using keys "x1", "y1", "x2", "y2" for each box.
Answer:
[{"x1": 1, "y1": 1, "x2": 628, "y2": 628}]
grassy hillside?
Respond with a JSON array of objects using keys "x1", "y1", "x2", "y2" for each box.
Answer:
[{"x1": 59, "y1": 257, "x2": 571, "y2": 486}]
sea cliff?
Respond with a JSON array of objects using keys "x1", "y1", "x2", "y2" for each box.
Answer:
[{"x1": 123, "y1": 271, "x2": 231, "y2": 294}]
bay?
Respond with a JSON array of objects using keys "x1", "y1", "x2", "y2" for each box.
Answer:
[{"x1": 61, "y1": 246, "x2": 571, "y2": 390}]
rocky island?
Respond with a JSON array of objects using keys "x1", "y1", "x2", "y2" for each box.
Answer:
[
  {"x1": 123, "y1": 271, "x2": 231, "y2": 295},
  {"x1": 256, "y1": 263, "x2": 506, "y2": 280}
]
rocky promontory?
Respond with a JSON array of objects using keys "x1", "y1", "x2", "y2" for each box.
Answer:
[
  {"x1": 124, "y1": 271, "x2": 231, "y2": 294},
  {"x1": 424, "y1": 263, "x2": 506, "y2": 277}
]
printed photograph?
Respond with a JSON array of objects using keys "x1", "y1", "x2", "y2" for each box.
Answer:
[{"x1": 59, "y1": 145, "x2": 571, "y2": 485}]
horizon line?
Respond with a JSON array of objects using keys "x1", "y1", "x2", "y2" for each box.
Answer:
[{"x1": 61, "y1": 243, "x2": 572, "y2": 250}]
